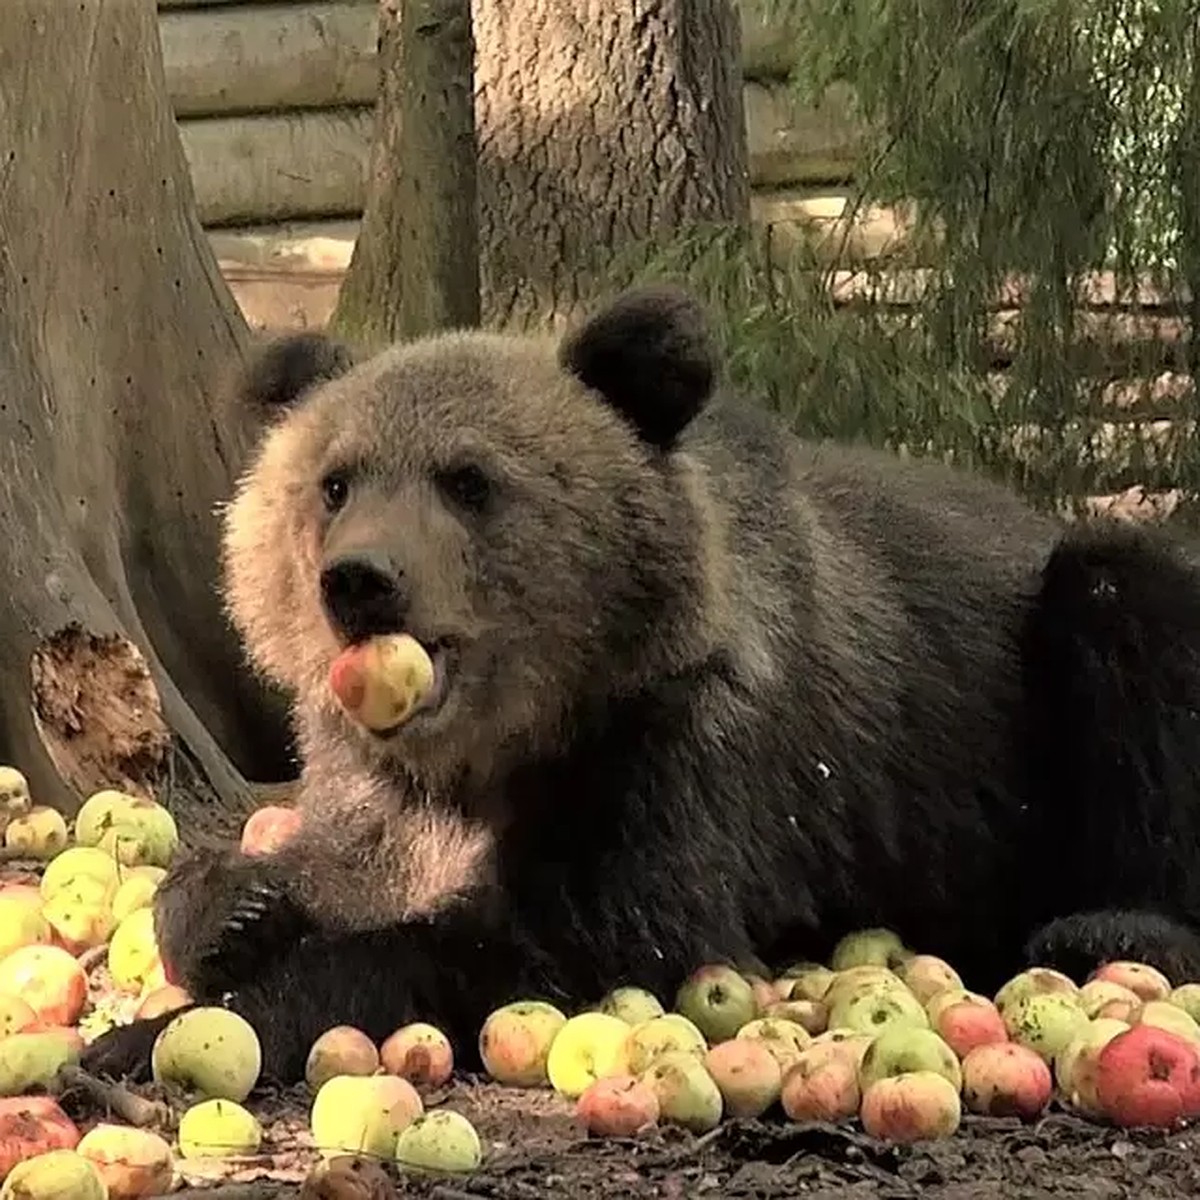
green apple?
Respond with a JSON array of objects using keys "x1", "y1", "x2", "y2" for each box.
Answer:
[
  {"x1": 994, "y1": 968, "x2": 1078, "y2": 1016},
  {"x1": 394, "y1": 1110, "x2": 482, "y2": 1173},
  {"x1": 830, "y1": 928, "x2": 909, "y2": 971},
  {"x1": 639, "y1": 1050, "x2": 723, "y2": 1133},
  {"x1": 1003, "y1": 992, "x2": 1088, "y2": 1064},
  {"x1": 152, "y1": 1007, "x2": 262, "y2": 1102},
  {"x1": 178, "y1": 1098, "x2": 263, "y2": 1158},
  {"x1": 597, "y1": 986, "x2": 665, "y2": 1026},
  {"x1": 858, "y1": 1026, "x2": 963, "y2": 1092},
  {"x1": 622, "y1": 1014, "x2": 707, "y2": 1075},
  {"x1": 675, "y1": 964, "x2": 759, "y2": 1044},
  {"x1": 829, "y1": 981, "x2": 929, "y2": 1036}
]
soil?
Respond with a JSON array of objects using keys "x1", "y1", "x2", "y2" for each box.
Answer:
[{"x1": 158, "y1": 1078, "x2": 1200, "y2": 1199}]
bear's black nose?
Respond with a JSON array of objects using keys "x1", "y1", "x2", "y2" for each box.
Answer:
[{"x1": 320, "y1": 551, "x2": 409, "y2": 642}]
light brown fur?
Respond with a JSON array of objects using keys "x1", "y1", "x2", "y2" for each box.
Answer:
[{"x1": 220, "y1": 328, "x2": 729, "y2": 925}]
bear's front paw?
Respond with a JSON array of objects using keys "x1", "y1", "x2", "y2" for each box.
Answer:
[
  {"x1": 153, "y1": 847, "x2": 312, "y2": 998},
  {"x1": 80, "y1": 1011, "x2": 183, "y2": 1084},
  {"x1": 1024, "y1": 909, "x2": 1200, "y2": 983}
]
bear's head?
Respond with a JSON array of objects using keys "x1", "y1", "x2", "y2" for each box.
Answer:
[{"x1": 220, "y1": 286, "x2": 722, "y2": 787}]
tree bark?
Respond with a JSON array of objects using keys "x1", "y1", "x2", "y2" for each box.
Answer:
[
  {"x1": 0, "y1": 0, "x2": 294, "y2": 824},
  {"x1": 331, "y1": 0, "x2": 479, "y2": 345},
  {"x1": 473, "y1": 0, "x2": 751, "y2": 330}
]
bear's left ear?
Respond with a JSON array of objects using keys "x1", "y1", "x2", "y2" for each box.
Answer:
[
  {"x1": 238, "y1": 331, "x2": 358, "y2": 418},
  {"x1": 558, "y1": 285, "x2": 718, "y2": 451}
]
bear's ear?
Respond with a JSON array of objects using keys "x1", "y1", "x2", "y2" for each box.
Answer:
[
  {"x1": 238, "y1": 331, "x2": 357, "y2": 416},
  {"x1": 558, "y1": 285, "x2": 718, "y2": 451}
]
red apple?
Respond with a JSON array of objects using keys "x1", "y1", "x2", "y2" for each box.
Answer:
[
  {"x1": 935, "y1": 999, "x2": 1008, "y2": 1060},
  {"x1": 1094, "y1": 1025, "x2": 1200, "y2": 1128},
  {"x1": 960, "y1": 1042, "x2": 1052, "y2": 1120}
]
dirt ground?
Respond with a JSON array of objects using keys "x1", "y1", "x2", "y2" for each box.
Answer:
[{"x1": 169, "y1": 1076, "x2": 1200, "y2": 1199}]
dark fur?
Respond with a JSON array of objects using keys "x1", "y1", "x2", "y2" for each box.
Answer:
[{"x1": 84, "y1": 287, "x2": 1200, "y2": 1086}]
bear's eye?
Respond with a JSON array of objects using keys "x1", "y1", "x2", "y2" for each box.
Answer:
[
  {"x1": 436, "y1": 463, "x2": 493, "y2": 514},
  {"x1": 319, "y1": 468, "x2": 352, "y2": 514}
]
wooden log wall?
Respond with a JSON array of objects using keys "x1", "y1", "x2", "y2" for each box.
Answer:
[{"x1": 156, "y1": 0, "x2": 885, "y2": 256}]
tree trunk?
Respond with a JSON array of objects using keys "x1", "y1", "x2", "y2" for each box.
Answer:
[
  {"x1": 331, "y1": 0, "x2": 479, "y2": 346},
  {"x1": 0, "y1": 0, "x2": 294, "y2": 826},
  {"x1": 474, "y1": 0, "x2": 751, "y2": 330}
]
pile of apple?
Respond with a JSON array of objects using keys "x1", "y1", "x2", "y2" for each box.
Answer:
[
  {"x1": 0, "y1": 765, "x2": 488, "y2": 1194},
  {"x1": 464, "y1": 927, "x2": 1200, "y2": 1145},
  {"x1": 8, "y1": 754, "x2": 1200, "y2": 1196}
]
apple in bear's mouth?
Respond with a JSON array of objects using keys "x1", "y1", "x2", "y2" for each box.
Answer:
[{"x1": 329, "y1": 634, "x2": 453, "y2": 733}]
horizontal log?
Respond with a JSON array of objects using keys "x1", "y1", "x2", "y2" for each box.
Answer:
[
  {"x1": 739, "y1": 0, "x2": 803, "y2": 81},
  {"x1": 207, "y1": 218, "x2": 359, "y2": 270},
  {"x1": 160, "y1": 2, "x2": 379, "y2": 118},
  {"x1": 179, "y1": 107, "x2": 373, "y2": 226},
  {"x1": 752, "y1": 186, "x2": 918, "y2": 263},
  {"x1": 744, "y1": 80, "x2": 860, "y2": 187}
]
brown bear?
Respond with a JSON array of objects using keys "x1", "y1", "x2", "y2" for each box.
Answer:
[{"x1": 84, "y1": 285, "x2": 1200, "y2": 1085}]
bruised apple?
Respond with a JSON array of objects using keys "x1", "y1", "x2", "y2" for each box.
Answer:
[
  {"x1": 860, "y1": 1071, "x2": 961, "y2": 1143},
  {"x1": 703, "y1": 1038, "x2": 781, "y2": 1118},
  {"x1": 380, "y1": 1023, "x2": 454, "y2": 1088},
  {"x1": 994, "y1": 968, "x2": 1078, "y2": 1016},
  {"x1": 1078, "y1": 979, "x2": 1142, "y2": 1020},
  {"x1": 135, "y1": 984, "x2": 192, "y2": 1021},
  {"x1": 76, "y1": 1124, "x2": 174, "y2": 1198},
  {"x1": 478, "y1": 1001, "x2": 566, "y2": 1088},
  {"x1": 597, "y1": 986, "x2": 665, "y2": 1027},
  {"x1": 306, "y1": 1026, "x2": 380, "y2": 1091},
  {"x1": 777, "y1": 963, "x2": 834, "y2": 1002},
  {"x1": 735, "y1": 1018, "x2": 812, "y2": 1074},
  {"x1": 240, "y1": 805, "x2": 302, "y2": 857},
  {"x1": 1003, "y1": 992, "x2": 1087, "y2": 1064},
  {"x1": 900, "y1": 955, "x2": 964, "y2": 1005},
  {"x1": 329, "y1": 635, "x2": 436, "y2": 733},
  {"x1": 575, "y1": 1075, "x2": 660, "y2": 1137},
  {"x1": 779, "y1": 1043, "x2": 860, "y2": 1124},
  {"x1": 0, "y1": 1096, "x2": 80, "y2": 1181},
  {"x1": 961, "y1": 1042, "x2": 1052, "y2": 1120},
  {"x1": 0, "y1": 945, "x2": 87, "y2": 1026},
  {"x1": 828, "y1": 982, "x2": 929, "y2": 1038},
  {"x1": 763, "y1": 999, "x2": 827, "y2": 1035},
  {"x1": 622, "y1": 1014, "x2": 707, "y2": 1076},
  {"x1": 1094, "y1": 1025, "x2": 1200, "y2": 1128},
  {"x1": 3, "y1": 808, "x2": 68, "y2": 861},
  {"x1": 1089, "y1": 961, "x2": 1172, "y2": 1004},
  {"x1": 40, "y1": 847, "x2": 119, "y2": 904}
]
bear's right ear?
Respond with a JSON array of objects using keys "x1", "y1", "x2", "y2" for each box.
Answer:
[
  {"x1": 238, "y1": 332, "x2": 357, "y2": 416},
  {"x1": 558, "y1": 285, "x2": 718, "y2": 451}
]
